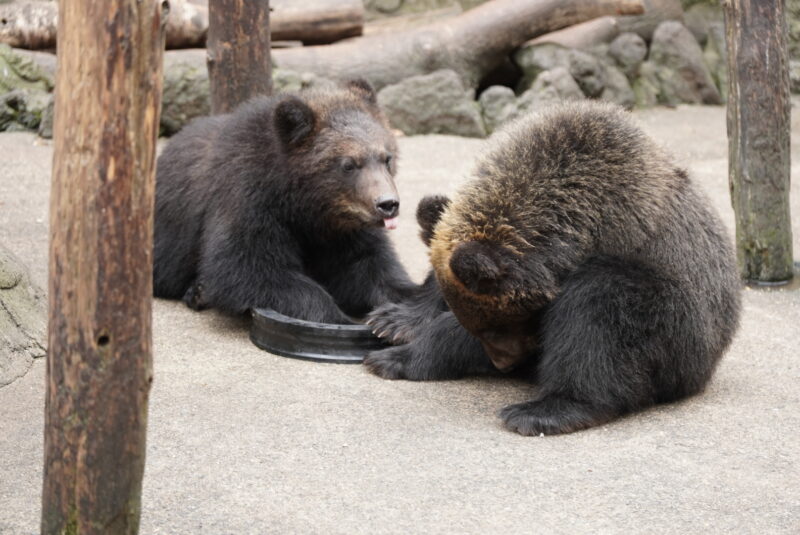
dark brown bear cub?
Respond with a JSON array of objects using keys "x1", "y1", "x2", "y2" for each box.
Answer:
[
  {"x1": 153, "y1": 80, "x2": 415, "y2": 323},
  {"x1": 365, "y1": 101, "x2": 741, "y2": 435}
]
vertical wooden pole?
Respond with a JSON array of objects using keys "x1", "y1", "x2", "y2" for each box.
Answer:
[
  {"x1": 207, "y1": 0, "x2": 272, "y2": 114},
  {"x1": 723, "y1": 0, "x2": 794, "y2": 283},
  {"x1": 41, "y1": 0, "x2": 165, "y2": 533}
]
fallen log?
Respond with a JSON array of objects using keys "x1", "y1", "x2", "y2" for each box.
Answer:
[
  {"x1": 616, "y1": 0, "x2": 683, "y2": 41},
  {"x1": 0, "y1": 0, "x2": 202, "y2": 49},
  {"x1": 271, "y1": 0, "x2": 363, "y2": 45},
  {"x1": 0, "y1": 0, "x2": 364, "y2": 49},
  {"x1": 529, "y1": 16, "x2": 620, "y2": 49},
  {"x1": 272, "y1": 0, "x2": 644, "y2": 91}
]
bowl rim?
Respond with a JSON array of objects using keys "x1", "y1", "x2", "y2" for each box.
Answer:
[{"x1": 251, "y1": 307, "x2": 372, "y2": 333}]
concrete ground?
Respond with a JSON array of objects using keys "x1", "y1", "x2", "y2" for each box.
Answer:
[{"x1": 1, "y1": 105, "x2": 799, "y2": 534}]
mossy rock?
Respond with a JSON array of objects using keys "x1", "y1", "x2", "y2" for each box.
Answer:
[{"x1": 0, "y1": 43, "x2": 54, "y2": 94}]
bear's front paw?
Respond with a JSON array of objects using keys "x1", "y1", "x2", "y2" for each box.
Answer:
[
  {"x1": 363, "y1": 345, "x2": 411, "y2": 380},
  {"x1": 366, "y1": 302, "x2": 420, "y2": 344},
  {"x1": 499, "y1": 397, "x2": 608, "y2": 436},
  {"x1": 182, "y1": 282, "x2": 207, "y2": 311}
]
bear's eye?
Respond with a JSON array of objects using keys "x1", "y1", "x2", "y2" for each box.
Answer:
[
  {"x1": 385, "y1": 154, "x2": 393, "y2": 170},
  {"x1": 341, "y1": 158, "x2": 357, "y2": 173}
]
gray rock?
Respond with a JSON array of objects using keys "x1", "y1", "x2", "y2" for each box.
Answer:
[
  {"x1": 377, "y1": 69, "x2": 486, "y2": 137},
  {"x1": 518, "y1": 67, "x2": 585, "y2": 113},
  {"x1": 478, "y1": 85, "x2": 519, "y2": 134},
  {"x1": 0, "y1": 245, "x2": 46, "y2": 388},
  {"x1": 272, "y1": 70, "x2": 335, "y2": 94},
  {"x1": 684, "y1": 2, "x2": 724, "y2": 47},
  {"x1": 599, "y1": 63, "x2": 636, "y2": 110},
  {"x1": 513, "y1": 43, "x2": 571, "y2": 92},
  {"x1": 789, "y1": 0, "x2": 800, "y2": 61},
  {"x1": 0, "y1": 89, "x2": 50, "y2": 132},
  {"x1": 648, "y1": 21, "x2": 722, "y2": 105},
  {"x1": 38, "y1": 96, "x2": 54, "y2": 139},
  {"x1": 160, "y1": 61, "x2": 211, "y2": 136},
  {"x1": 633, "y1": 61, "x2": 661, "y2": 108},
  {"x1": 568, "y1": 49, "x2": 605, "y2": 98},
  {"x1": 8, "y1": 48, "x2": 57, "y2": 80},
  {"x1": 609, "y1": 32, "x2": 648, "y2": 79},
  {"x1": 791, "y1": 61, "x2": 800, "y2": 95},
  {"x1": 703, "y1": 22, "x2": 728, "y2": 102},
  {"x1": 0, "y1": 44, "x2": 53, "y2": 94}
]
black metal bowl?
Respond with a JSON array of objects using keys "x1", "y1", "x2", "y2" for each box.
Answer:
[{"x1": 250, "y1": 308, "x2": 389, "y2": 364}]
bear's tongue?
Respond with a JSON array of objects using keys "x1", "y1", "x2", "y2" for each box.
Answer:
[{"x1": 383, "y1": 217, "x2": 399, "y2": 230}]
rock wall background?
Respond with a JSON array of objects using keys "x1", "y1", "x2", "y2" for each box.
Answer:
[{"x1": 1, "y1": 0, "x2": 798, "y2": 138}]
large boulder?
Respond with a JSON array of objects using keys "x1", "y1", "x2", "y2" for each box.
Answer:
[
  {"x1": 377, "y1": 69, "x2": 486, "y2": 137},
  {"x1": 568, "y1": 49, "x2": 605, "y2": 98},
  {"x1": 0, "y1": 245, "x2": 46, "y2": 388},
  {"x1": 633, "y1": 61, "x2": 661, "y2": 108},
  {"x1": 160, "y1": 60, "x2": 211, "y2": 136},
  {"x1": 513, "y1": 43, "x2": 571, "y2": 92},
  {"x1": 517, "y1": 67, "x2": 585, "y2": 113},
  {"x1": 683, "y1": 1, "x2": 724, "y2": 46},
  {"x1": 478, "y1": 85, "x2": 519, "y2": 135},
  {"x1": 703, "y1": 21, "x2": 728, "y2": 102},
  {"x1": 0, "y1": 89, "x2": 51, "y2": 133},
  {"x1": 0, "y1": 44, "x2": 53, "y2": 94},
  {"x1": 787, "y1": 0, "x2": 800, "y2": 61},
  {"x1": 160, "y1": 50, "x2": 335, "y2": 136},
  {"x1": 599, "y1": 62, "x2": 636, "y2": 110},
  {"x1": 608, "y1": 32, "x2": 648, "y2": 79},
  {"x1": 791, "y1": 61, "x2": 800, "y2": 95},
  {"x1": 648, "y1": 21, "x2": 722, "y2": 105}
]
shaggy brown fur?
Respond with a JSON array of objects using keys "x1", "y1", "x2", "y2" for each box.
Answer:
[{"x1": 365, "y1": 101, "x2": 741, "y2": 435}]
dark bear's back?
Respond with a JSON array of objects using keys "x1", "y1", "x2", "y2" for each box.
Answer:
[{"x1": 153, "y1": 114, "x2": 227, "y2": 298}]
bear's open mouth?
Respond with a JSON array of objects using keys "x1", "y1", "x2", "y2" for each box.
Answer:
[{"x1": 383, "y1": 216, "x2": 399, "y2": 230}]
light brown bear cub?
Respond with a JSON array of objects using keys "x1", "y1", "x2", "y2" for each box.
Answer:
[{"x1": 366, "y1": 101, "x2": 741, "y2": 435}]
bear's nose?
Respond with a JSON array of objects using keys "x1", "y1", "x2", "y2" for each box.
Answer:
[{"x1": 375, "y1": 197, "x2": 399, "y2": 218}]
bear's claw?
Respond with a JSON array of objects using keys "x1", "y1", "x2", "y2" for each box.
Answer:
[{"x1": 367, "y1": 302, "x2": 423, "y2": 345}]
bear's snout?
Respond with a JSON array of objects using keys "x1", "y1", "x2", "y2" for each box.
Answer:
[{"x1": 375, "y1": 196, "x2": 400, "y2": 219}]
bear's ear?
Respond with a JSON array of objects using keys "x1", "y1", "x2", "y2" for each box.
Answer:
[
  {"x1": 449, "y1": 241, "x2": 517, "y2": 295},
  {"x1": 274, "y1": 96, "x2": 316, "y2": 147},
  {"x1": 417, "y1": 195, "x2": 451, "y2": 247},
  {"x1": 346, "y1": 78, "x2": 377, "y2": 104}
]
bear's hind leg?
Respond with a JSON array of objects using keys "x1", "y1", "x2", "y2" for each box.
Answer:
[{"x1": 500, "y1": 255, "x2": 703, "y2": 435}]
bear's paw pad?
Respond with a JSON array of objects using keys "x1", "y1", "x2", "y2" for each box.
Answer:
[
  {"x1": 363, "y1": 345, "x2": 411, "y2": 379},
  {"x1": 499, "y1": 398, "x2": 604, "y2": 436}
]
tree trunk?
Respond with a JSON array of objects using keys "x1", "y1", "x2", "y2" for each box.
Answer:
[
  {"x1": 207, "y1": 0, "x2": 271, "y2": 114},
  {"x1": 272, "y1": 0, "x2": 644, "y2": 91},
  {"x1": 41, "y1": 0, "x2": 165, "y2": 533},
  {"x1": 723, "y1": 0, "x2": 794, "y2": 283}
]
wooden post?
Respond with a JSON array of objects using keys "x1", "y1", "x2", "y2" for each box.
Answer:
[
  {"x1": 41, "y1": 0, "x2": 165, "y2": 533},
  {"x1": 207, "y1": 0, "x2": 272, "y2": 114},
  {"x1": 723, "y1": 0, "x2": 794, "y2": 283}
]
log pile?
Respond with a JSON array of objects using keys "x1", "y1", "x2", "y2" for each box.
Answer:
[{"x1": 0, "y1": 0, "x2": 365, "y2": 49}]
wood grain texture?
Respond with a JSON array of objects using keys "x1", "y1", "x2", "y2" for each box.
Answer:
[
  {"x1": 272, "y1": 0, "x2": 644, "y2": 91},
  {"x1": 723, "y1": 0, "x2": 794, "y2": 282},
  {"x1": 42, "y1": 1, "x2": 165, "y2": 533},
  {"x1": 207, "y1": 0, "x2": 271, "y2": 114},
  {"x1": 271, "y1": 0, "x2": 363, "y2": 44}
]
